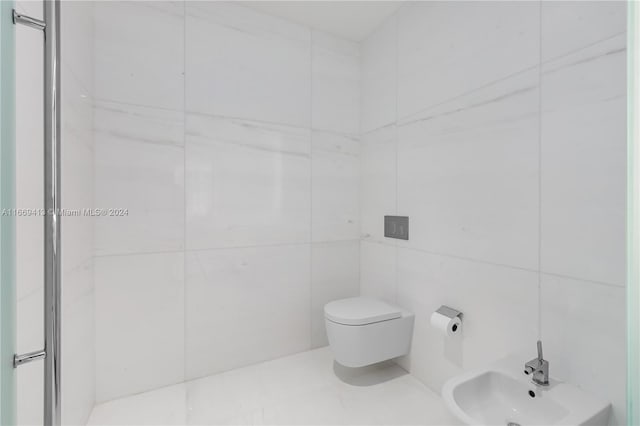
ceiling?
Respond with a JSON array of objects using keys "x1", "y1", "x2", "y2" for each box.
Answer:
[{"x1": 243, "y1": 1, "x2": 404, "y2": 42}]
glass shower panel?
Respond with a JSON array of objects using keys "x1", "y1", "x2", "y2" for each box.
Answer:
[
  {"x1": 0, "y1": 0, "x2": 17, "y2": 424},
  {"x1": 629, "y1": 0, "x2": 640, "y2": 423}
]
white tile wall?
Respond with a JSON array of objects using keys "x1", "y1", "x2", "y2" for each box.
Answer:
[
  {"x1": 61, "y1": 260, "x2": 95, "y2": 424},
  {"x1": 397, "y1": 70, "x2": 539, "y2": 270},
  {"x1": 397, "y1": 1, "x2": 539, "y2": 119},
  {"x1": 361, "y1": 16, "x2": 397, "y2": 133},
  {"x1": 360, "y1": 241, "x2": 397, "y2": 304},
  {"x1": 312, "y1": 131, "x2": 360, "y2": 242},
  {"x1": 360, "y1": 2, "x2": 627, "y2": 424},
  {"x1": 540, "y1": 35, "x2": 627, "y2": 286},
  {"x1": 94, "y1": 1, "x2": 184, "y2": 110},
  {"x1": 541, "y1": 0, "x2": 627, "y2": 62},
  {"x1": 185, "y1": 113, "x2": 311, "y2": 249},
  {"x1": 185, "y1": 2, "x2": 311, "y2": 127},
  {"x1": 62, "y1": 75, "x2": 94, "y2": 269},
  {"x1": 541, "y1": 275, "x2": 626, "y2": 425},
  {"x1": 92, "y1": 1, "x2": 362, "y2": 399},
  {"x1": 60, "y1": 1, "x2": 94, "y2": 95},
  {"x1": 360, "y1": 125, "x2": 397, "y2": 243},
  {"x1": 185, "y1": 245, "x2": 311, "y2": 380},
  {"x1": 312, "y1": 31, "x2": 360, "y2": 134},
  {"x1": 94, "y1": 100, "x2": 185, "y2": 149},
  {"x1": 95, "y1": 252, "x2": 185, "y2": 402},
  {"x1": 94, "y1": 101, "x2": 185, "y2": 256}
]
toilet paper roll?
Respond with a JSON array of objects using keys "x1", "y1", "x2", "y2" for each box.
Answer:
[{"x1": 430, "y1": 311, "x2": 462, "y2": 337}]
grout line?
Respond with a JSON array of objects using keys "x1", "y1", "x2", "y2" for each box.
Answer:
[
  {"x1": 90, "y1": 7, "x2": 99, "y2": 411},
  {"x1": 309, "y1": 30, "x2": 314, "y2": 349},
  {"x1": 89, "y1": 0, "x2": 99, "y2": 409},
  {"x1": 537, "y1": 0, "x2": 543, "y2": 342},
  {"x1": 95, "y1": 239, "x2": 364, "y2": 260},
  {"x1": 181, "y1": 2, "x2": 188, "y2": 406},
  {"x1": 101, "y1": 238, "x2": 623, "y2": 292},
  {"x1": 356, "y1": 28, "x2": 363, "y2": 303},
  {"x1": 94, "y1": 248, "x2": 186, "y2": 259},
  {"x1": 94, "y1": 377, "x2": 188, "y2": 407},
  {"x1": 373, "y1": 241, "x2": 540, "y2": 273},
  {"x1": 394, "y1": 11, "x2": 400, "y2": 304},
  {"x1": 94, "y1": 97, "x2": 359, "y2": 150},
  {"x1": 539, "y1": 271, "x2": 626, "y2": 290},
  {"x1": 358, "y1": 36, "x2": 365, "y2": 299},
  {"x1": 361, "y1": 240, "x2": 625, "y2": 290},
  {"x1": 93, "y1": 97, "x2": 184, "y2": 115},
  {"x1": 94, "y1": 97, "x2": 355, "y2": 140}
]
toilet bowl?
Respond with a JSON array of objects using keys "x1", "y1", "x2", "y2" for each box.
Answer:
[{"x1": 324, "y1": 297, "x2": 415, "y2": 368}]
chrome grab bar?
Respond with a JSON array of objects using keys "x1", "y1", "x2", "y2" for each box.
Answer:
[
  {"x1": 13, "y1": 349, "x2": 46, "y2": 367},
  {"x1": 12, "y1": 1, "x2": 61, "y2": 425}
]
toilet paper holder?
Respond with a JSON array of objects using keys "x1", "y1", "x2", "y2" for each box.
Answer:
[
  {"x1": 436, "y1": 305, "x2": 463, "y2": 321},
  {"x1": 432, "y1": 305, "x2": 463, "y2": 336}
]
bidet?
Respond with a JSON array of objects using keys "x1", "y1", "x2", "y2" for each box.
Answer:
[{"x1": 442, "y1": 355, "x2": 611, "y2": 425}]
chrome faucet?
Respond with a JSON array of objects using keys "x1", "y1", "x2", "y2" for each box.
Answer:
[{"x1": 523, "y1": 340, "x2": 549, "y2": 386}]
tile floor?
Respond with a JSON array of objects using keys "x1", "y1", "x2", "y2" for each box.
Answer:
[{"x1": 87, "y1": 347, "x2": 460, "y2": 425}]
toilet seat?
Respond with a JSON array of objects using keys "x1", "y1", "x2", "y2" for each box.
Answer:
[{"x1": 324, "y1": 297, "x2": 401, "y2": 326}]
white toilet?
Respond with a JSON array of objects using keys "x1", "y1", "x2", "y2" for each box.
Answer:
[{"x1": 324, "y1": 297, "x2": 415, "y2": 368}]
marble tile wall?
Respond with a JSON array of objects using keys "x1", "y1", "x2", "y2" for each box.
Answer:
[
  {"x1": 60, "y1": 3, "x2": 96, "y2": 424},
  {"x1": 359, "y1": 1, "x2": 627, "y2": 425},
  {"x1": 15, "y1": 1, "x2": 96, "y2": 425},
  {"x1": 93, "y1": 1, "x2": 360, "y2": 402}
]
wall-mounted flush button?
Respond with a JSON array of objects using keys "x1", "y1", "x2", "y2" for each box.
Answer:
[{"x1": 384, "y1": 216, "x2": 409, "y2": 240}]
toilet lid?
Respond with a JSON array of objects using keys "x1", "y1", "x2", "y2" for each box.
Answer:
[{"x1": 324, "y1": 297, "x2": 402, "y2": 326}]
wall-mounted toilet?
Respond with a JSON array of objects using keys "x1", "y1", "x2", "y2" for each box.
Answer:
[{"x1": 324, "y1": 297, "x2": 415, "y2": 368}]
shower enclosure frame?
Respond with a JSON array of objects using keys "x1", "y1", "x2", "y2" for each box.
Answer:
[
  {"x1": 11, "y1": 1, "x2": 62, "y2": 425},
  {"x1": 629, "y1": 1, "x2": 640, "y2": 423}
]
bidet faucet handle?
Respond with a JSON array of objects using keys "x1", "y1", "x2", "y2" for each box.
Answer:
[
  {"x1": 525, "y1": 340, "x2": 549, "y2": 386},
  {"x1": 537, "y1": 340, "x2": 544, "y2": 361}
]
